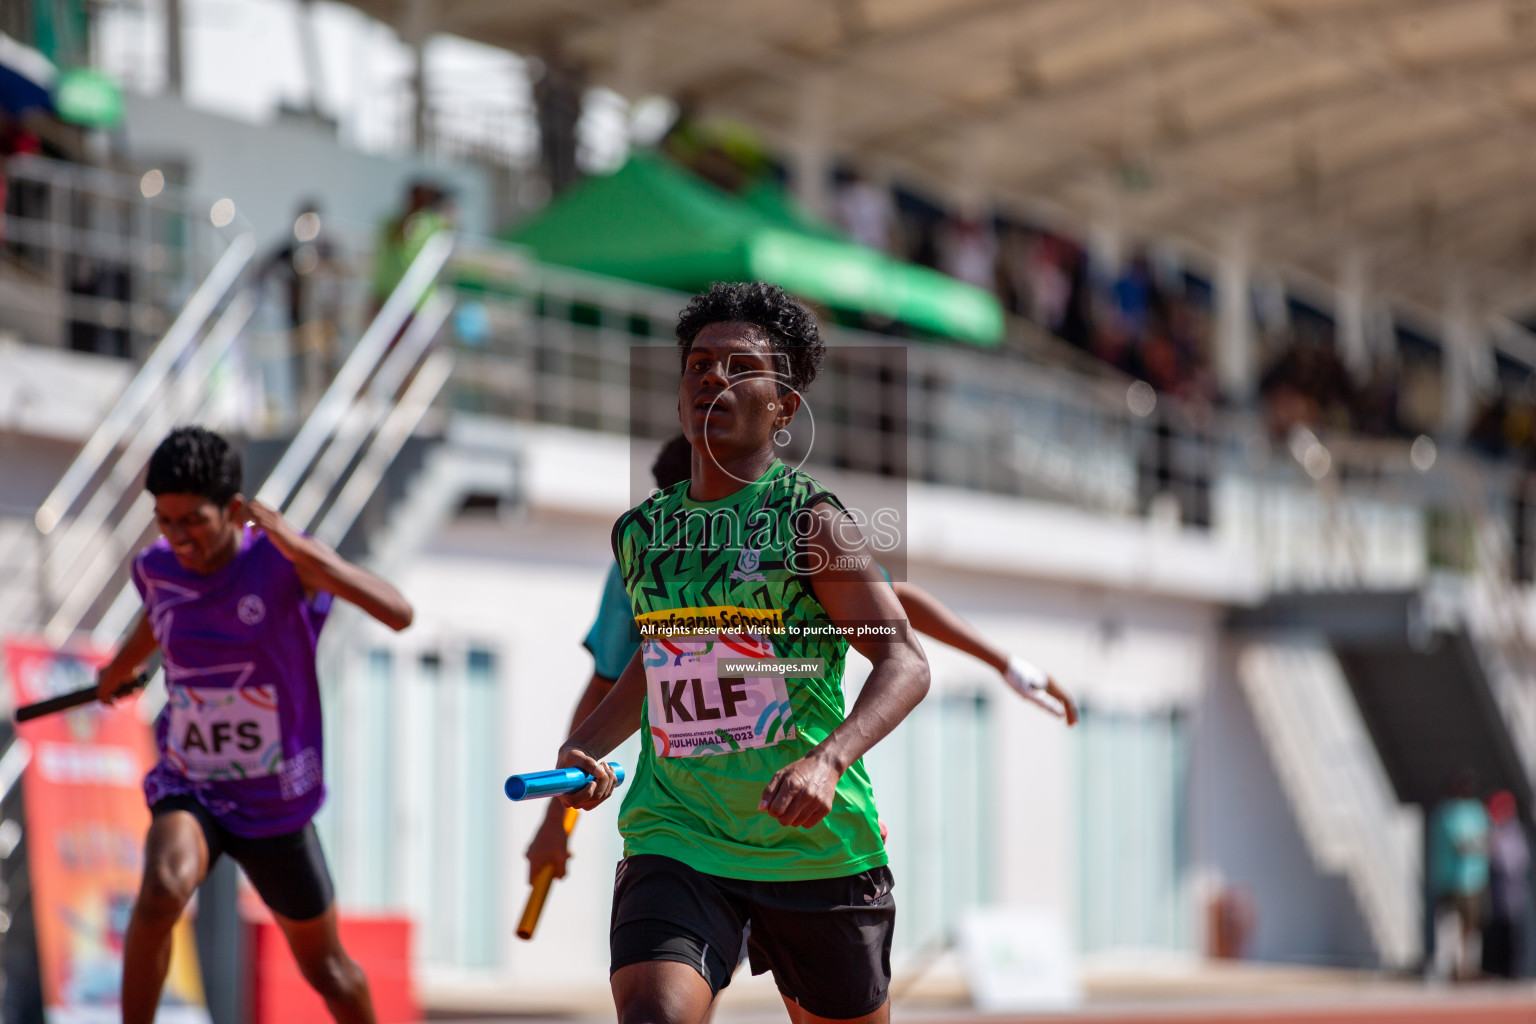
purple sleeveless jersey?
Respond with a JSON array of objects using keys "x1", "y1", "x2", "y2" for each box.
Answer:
[{"x1": 133, "y1": 526, "x2": 331, "y2": 837}]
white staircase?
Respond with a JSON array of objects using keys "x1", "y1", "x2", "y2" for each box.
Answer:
[
  {"x1": 1238, "y1": 635, "x2": 1422, "y2": 969},
  {"x1": 0, "y1": 158, "x2": 459, "y2": 660}
]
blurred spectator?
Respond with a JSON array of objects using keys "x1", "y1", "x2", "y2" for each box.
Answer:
[
  {"x1": 0, "y1": 112, "x2": 39, "y2": 249},
  {"x1": 1468, "y1": 394, "x2": 1512, "y2": 459},
  {"x1": 1027, "y1": 235, "x2": 1073, "y2": 335},
  {"x1": 1430, "y1": 770, "x2": 1491, "y2": 981},
  {"x1": 834, "y1": 172, "x2": 894, "y2": 253},
  {"x1": 0, "y1": 113, "x2": 43, "y2": 265},
  {"x1": 660, "y1": 108, "x2": 772, "y2": 195},
  {"x1": 371, "y1": 179, "x2": 452, "y2": 315},
  {"x1": 1352, "y1": 356, "x2": 1402, "y2": 438},
  {"x1": 1482, "y1": 790, "x2": 1529, "y2": 979},
  {"x1": 261, "y1": 200, "x2": 345, "y2": 416},
  {"x1": 937, "y1": 214, "x2": 996, "y2": 291},
  {"x1": 1111, "y1": 256, "x2": 1154, "y2": 342},
  {"x1": 1259, "y1": 338, "x2": 1358, "y2": 438}
]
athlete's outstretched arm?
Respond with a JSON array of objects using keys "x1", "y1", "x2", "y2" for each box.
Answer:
[
  {"x1": 760, "y1": 503, "x2": 930, "y2": 829},
  {"x1": 893, "y1": 582, "x2": 1078, "y2": 725},
  {"x1": 245, "y1": 500, "x2": 414, "y2": 631},
  {"x1": 96, "y1": 611, "x2": 159, "y2": 704},
  {"x1": 555, "y1": 648, "x2": 646, "y2": 809}
]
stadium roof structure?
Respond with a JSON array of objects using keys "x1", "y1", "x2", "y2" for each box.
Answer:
[{"x1": 352, "y1": 0, "x2": 1536, "y2": 320}]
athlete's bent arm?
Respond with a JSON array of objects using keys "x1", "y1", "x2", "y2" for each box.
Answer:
[
  {"x1": 555, "y1": 649, "x2": 647, "y2": 809},
  {"x1": 760, "y1": 503, "x2": 930, "y2": 829},
  {"x1": 246, "y1": 500, "x2": 414, "y2": 631},
  {"x1": 96, "y1": 611, "x2": 159, "y2": 704},
  {"x1": 527, "y1": 670, "x2": 617, "y2": 881},
  {"x1": 893, "y1": 581, "x2": 1078, "y2": 725}
]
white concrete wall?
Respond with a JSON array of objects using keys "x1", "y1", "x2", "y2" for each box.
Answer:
[
  {"x1": 356, "y1": 516, "x2": 1236, "y2": 987},
  {"x1": 329, "y1": 425, "x2": 1306, "y2": 993},
  {"x1": 1191, "y1": 644, "x2": 1377, "y2": 967},
  {"x1": 120, "y1": 93, "x2": 498, "y2": 255}
]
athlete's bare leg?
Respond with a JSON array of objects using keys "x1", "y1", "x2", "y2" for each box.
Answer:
[
  {"x1": 612, "y1": 960, "x2": 716, "y2": 1024},
  {"x1": 273, "y1": 904, "x2": 377, "y2": 1024},
  {"x1": 122, "y1": 811, "x2": 210, "y2": 1024},
  {"x1": 780, "y1": 996, "x2": 889, "y2": 1024}
]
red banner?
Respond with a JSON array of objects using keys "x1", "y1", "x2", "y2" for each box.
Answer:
[{"x1": 4, "y1": 637, "x2": 208, "y2": 1024}]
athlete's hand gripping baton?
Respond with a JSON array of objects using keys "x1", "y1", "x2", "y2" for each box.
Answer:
[
  {"x1": 517, "y1": 806, "x2": 577, "y2": 941},
  {"x1": 504, "y1": 763, "x2": 627, "y2": 801},
  {"x1": 15, "y1": 671, "x2": 150, "y2": 723}
]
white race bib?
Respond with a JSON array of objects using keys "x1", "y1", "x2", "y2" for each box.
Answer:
[
  {"x1": 643, "y1": 636, "x2": 796, "y2": 757},
  {"x1": 165, "y1": 684, "x2": 283, "y2": 781}
]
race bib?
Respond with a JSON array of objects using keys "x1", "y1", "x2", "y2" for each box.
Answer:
[
  {"x1": 643, "y1": 636, "x2": 796, "y2": 758},
  {"x1": 165, "y1": 684, "x2": 283, "y2": 781}
]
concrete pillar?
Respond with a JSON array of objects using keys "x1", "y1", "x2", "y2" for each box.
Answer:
[
  {"x1": 1087, "y1": 218, "x2": 1124, "y2": 283},
  {"x1": 952, "y1": 124, "x2": 996, "y2": 220},
  {"x1": 535, "y1": 56, "x2": 584, "y2": 193},
  {"x1": 403, "y1": 0, "x2": 431, "y2": 152},
  {"x1": 792, "y1": 75, "x2": 833, "y2": 217},
  {"x1": 1216, "y1": 217, "x2": 1257, "y2": 404},
  {"x1": 1337, "y1": 247, "x2": 1371, "y2": 382},
  {"x1": 1441, "y1": 273, "x2": 1495, "y2": 437},
  {"x1": 165, "y1": 0, "x2": 184, "y2": 98},
  {"x1": 410, "y1": 42, "x2": 428, "y2": 152},
  {"x1": 1086, "y1": 186, "x2": 1125, "y2": 280},
  {"x1": 614, "y1": 14, "x2": 654, "y2": 102},
  {"x1": 194, "y1": 858, "x2": 243, "y2": 1024},
  {"x1": 297, "y1": 0, "x2": 326, "y2": 118}
]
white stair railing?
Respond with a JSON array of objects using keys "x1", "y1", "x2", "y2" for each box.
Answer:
[
  {"x1": 1238, "y1": 635, "x2": 1422, "y2": 969},
  {"x1": 43, "y1": 290, "x2": 257, "y2": 645},
  {"x1": 88, "y1": 233, "x2": 457, "y2": 645}
]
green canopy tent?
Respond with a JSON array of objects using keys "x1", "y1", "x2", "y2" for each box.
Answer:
[{"x1": 503, "y1": 152, "x2": 1003, "y2": 347}]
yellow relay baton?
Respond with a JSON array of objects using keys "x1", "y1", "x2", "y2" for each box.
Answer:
[{"x1": 517, "y1": 806, "x2": 578, "y2": 940}]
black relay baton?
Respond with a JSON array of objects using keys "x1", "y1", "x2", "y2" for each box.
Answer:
[{"x1": 14, "y1": 671, "x2": 150, "y2": 723}]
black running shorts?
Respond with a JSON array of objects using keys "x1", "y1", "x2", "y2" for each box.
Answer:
[
  {"x1": 151, "y1": 796, "x2": 334, "y2": 922},
  {"x1": 610, "y1": 853, "x2": 895, "y2": 1019}
]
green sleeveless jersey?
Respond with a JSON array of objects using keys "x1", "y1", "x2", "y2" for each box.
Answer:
[{"x1": 611, "y1": 460, "x2": 887, "y2": 881}]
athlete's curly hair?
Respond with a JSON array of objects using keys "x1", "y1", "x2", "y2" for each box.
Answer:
[
  {"x1": 651, "y1": 434, "x2": 693, "y2": 490},
  {"x1": 675, "y1": 282, "x2": 824, "y2": 394},
  {"x1": 146, "y1": 426, "x2": 243, "y2": 505}
]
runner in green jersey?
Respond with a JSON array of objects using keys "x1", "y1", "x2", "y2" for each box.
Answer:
[{"x1": 556, "y1": 282, "x2": 931, "y2": 1024}]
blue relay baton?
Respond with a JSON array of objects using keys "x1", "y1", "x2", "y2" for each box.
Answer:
[{"x1": 504, "y1": 763, "x2": 626, "y2": 801}]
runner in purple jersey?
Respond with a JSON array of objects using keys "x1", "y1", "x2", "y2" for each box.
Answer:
[{"x1": 96, "y1": 426, "x2": 413, "y2": 1024}]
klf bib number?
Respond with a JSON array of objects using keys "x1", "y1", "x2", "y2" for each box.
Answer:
[{"x1": 644, "y1": 636, "x2": 795, "y2": 757}]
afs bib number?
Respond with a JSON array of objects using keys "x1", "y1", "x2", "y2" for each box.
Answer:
[{"x1": 166, "y1": 684, "x2": 283, "y2": 781}]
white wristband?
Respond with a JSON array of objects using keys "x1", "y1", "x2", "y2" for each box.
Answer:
[{"x1": 1006, "y1": 656, "x2": 1049, "y2": 695}]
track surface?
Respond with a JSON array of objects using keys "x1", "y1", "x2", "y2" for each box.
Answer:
[{"x1": 903, "y1": 993, "x2": 1536, "y2": 1024}]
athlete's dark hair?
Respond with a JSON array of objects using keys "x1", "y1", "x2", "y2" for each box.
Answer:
[
  {"x1": 146, "y1": 426, "x2": 243, "y2": 505},
  {"x1": 652, "y1": 434, "x2": 693, "y2": 490},
  {"x1": 675, "y1": 281, "x2": 824, "y2": 394}
]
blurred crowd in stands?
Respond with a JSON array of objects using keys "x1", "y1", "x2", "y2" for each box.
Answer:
[
  {"x1": 828, "y1": 167, "x2": 1451, "y2": 444},
  {"x1": 663, "y1": 117, "x2": 1536, "y2": 458}
]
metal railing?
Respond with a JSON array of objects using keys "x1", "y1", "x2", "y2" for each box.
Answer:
[
  {"x1": 0, "y1": 153, "x2": 461, "y2": 651},
  {"x1": 0, "y1": 237, "x2": 257, "y2": 641},
  {"x1": 1, "y1": 154, "x2": 252, "y2": 358},
  {"x1": 1238, "y1": 637, "x2": 1422, "y2": 968},
  {"x1": 19, "y1": 192, "x2": 1536, "y2": 620},
  {"x1": 89, "y1": 232, "x2": 458, "y2": 645}
]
